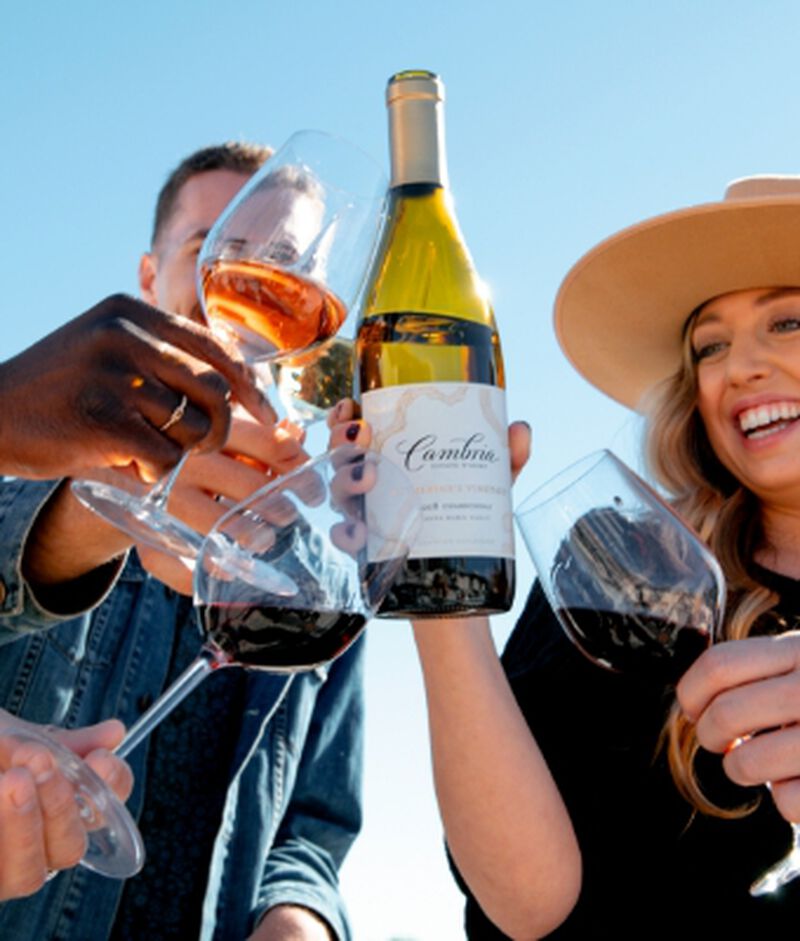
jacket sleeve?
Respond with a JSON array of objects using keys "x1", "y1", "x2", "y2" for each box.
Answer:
[
  {"x1": 0, "y1": 477, "x2": 124, "y2": 645},
  {"x1": 254, "y1": 635, "x2": 366, "y2": 940}
]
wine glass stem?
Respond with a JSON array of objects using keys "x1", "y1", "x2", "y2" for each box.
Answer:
[
  {"x1": 114, "y1": 648, "x2": 220, "y2": 760},
  {"x1": 142, "y1": 452, "x2": 190, "y2": 511},
  {"x1": 750, "y1": 822, "x2": 800, "y2": 896}
]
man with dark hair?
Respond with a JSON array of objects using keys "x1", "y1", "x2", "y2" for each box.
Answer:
[{"x1": 0, "y1": 143, "x2": 364, "y2": 940}]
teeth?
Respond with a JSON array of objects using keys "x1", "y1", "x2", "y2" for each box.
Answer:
[{"x1": 738, "y1": 401, "x2": 800, "y2": 434}]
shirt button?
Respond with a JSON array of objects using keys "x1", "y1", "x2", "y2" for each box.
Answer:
[{"x1": 137, "y1": 693, "x2": 154, "y2": 712}]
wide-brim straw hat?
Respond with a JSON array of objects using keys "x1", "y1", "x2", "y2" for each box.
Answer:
[{"x1": 554, "y1": 175, "x2": 800, "y2": 411}]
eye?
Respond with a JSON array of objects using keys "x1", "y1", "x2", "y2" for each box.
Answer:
[
  {"x1": 771, "y1": 315, "x2": 800, "y2": 334},
  {"x1": 692, "y1": 338, "x2": 727, "y2": 362}
]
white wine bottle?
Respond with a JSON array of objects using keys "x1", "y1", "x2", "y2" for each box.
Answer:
[{"x1": 355, "y1": 70, "x2": 514, "y2": 618}]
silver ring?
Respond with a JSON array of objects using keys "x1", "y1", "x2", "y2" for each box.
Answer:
[{"x1": 158, "y1": 394, "x2": 188, "y2": 433}]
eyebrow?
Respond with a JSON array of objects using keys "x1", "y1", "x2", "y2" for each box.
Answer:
[
  {"x1": 693, "y1": 287, "x2": 800, "y2": 330},
  {"x1": 182, "y1": 227, "x2": 211, "y2": 245},
  {"x1": 754, "y1": 287, "x2": 800, "y2": 306}
]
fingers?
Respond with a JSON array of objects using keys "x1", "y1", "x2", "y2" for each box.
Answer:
[
  {"x1": 103, "y1": 295, "x2": 275, "y2": 428},
  {"x1": 50, "y1": 718, "x2": 126, "y2": 757},
  {"x1": 722, "y1": 725, "x2": 800, "y2": 790},
  {"x1": 83, "y1": 749, "x2": 134, "y2": 803},
  {"x1": 770, "y1": 778, "x2": 800, "y2": 824},
  {"x1": 677, "y1": 633, "x2": 800, "y2": 724},
  {"x1": 35, "y1": 768, "x2": 87, "y2": 870},
  {"x1": 694, "y1": 669, "x2": 800, "y2": 753},
  {"x1": 136, "y1": 545, "x2": 194, "y2": 595},
  {"x1": 509, "y1": 420, "x2": 531, "y2": 484},
  {"x1": 7, "y1": 740, "x2": 86, "y2": 875},
  {"x1": 330, "y1": 519, "x2": 368, "y2": 559},
  {"x1": 327, "y1": 418, "x2": 370, "y2": 450},
  {"x1": 0, "y1": 768, "x2": 48, "y2": 900},
  {"x1": 326, "y1": 398, "x2": 359, "y2": 430}
]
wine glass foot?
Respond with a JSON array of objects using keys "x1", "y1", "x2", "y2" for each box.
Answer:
[
  {"x1": 749, "y1": 847, "x2": 800, "y2": 896},
  {"x1": 5, "y1": 726, "x2": 145, "y2": 879},
  {"x1": 71, "y1": 479, "x2": 202, "y2": 560}
]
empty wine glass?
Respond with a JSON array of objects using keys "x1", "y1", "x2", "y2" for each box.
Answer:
[
  {"x1": 515, "y1": 450, "x2": 724, "y2": 686},
  {"x1": 0, "y1": 722, "x2": 144, "y2": 879},
  {"x1": 72, "y1": 130, "x2": 386, "y2": 560},
  {"x1": 113, "y1": 444, "x2": 419, "y2": 759}
]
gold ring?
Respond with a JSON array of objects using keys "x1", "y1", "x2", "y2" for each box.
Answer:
[{"x1": 158, "y1": 394, "x2": 189, "y2": 433}]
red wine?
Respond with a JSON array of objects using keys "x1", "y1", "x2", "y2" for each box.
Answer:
[
  {"x1": 198, "y1": 603, "x2": 366, "y2": 670},
  {"x1": 556, "y1": 606, "x2": 712, "y2": 684}
]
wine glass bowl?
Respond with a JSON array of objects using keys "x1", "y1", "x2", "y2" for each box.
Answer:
[
  {"x1": 515, "y1": 450, "x2": 725, "y2": 685},
  {"x1": 71, "y1": 130, "x2": 386, "y2": 560},
  {"x1": 113, "y1": 445, "x2": 419, "y2": 759},
  {"x1": 198, "y1": 129, "x2": 386, "y2": 378},
  {"x1": 195, "y1": 444, "x2": 418, "y2": 671}
]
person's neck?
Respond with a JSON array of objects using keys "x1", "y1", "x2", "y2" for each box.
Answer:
[{"x1": 755, "y1": 501, "x2": 800, "y2": 579}]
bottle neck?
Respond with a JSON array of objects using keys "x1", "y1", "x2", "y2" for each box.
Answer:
[{"x1": 388, "y1": 94, "x2": 448, "y2": 189}]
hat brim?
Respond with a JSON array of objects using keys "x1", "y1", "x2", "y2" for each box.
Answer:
[{"x1": 554, "y1": 198, "x2": 800, "y2": 410}]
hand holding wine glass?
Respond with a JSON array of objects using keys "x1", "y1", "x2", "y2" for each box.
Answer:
[
  {"x1": 0, "y1": 714, "x2": 143, "y2": 884},
  {"x1": 72, "y1": 131, "x2": 386, "y2": 560},
  {"x1": 114, "y1": 444, "x2": 420, "y2": 759},
  {"x1": 676, "y1": 632, "x2": 800, "y2": 896}
]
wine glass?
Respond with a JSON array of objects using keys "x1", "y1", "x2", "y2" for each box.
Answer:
[
  {"x1": 515, "y1": 450, "x2": 724, "y2": 686},
  {"x1": 112, "y1": 444, "x2": 419, "y2": 759},
  {"x1": 0, "y1": 722, "x2": 144, "y2": 879},
  {"x1": 516, "y1": 450, "x2": 800, "y2": 896},
  {"x1": 71, "y1": 130, "x2": 386, "y2": 560}
]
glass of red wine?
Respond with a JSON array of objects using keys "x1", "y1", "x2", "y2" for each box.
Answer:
[
  {"x1": 515, "y1": 450, "x2": 725, "y2": 687},
  {"x1": 113, "y1": 444, "x2": 419, "y2": 759},
  {"x1": 517, "y1": 449, "x2": 800, "y2": 896},
  {"x1": 71, "y1": 130, "x2": 387, "y2": 559}
]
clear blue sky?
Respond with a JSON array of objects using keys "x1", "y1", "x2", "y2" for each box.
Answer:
[{"x1": 4, "y1": 1, "x2": 800, "y2": 937}]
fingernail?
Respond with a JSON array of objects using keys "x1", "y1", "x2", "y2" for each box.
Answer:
[
  {"x1": 345, "y1": 423, "x2": 360, "y2": 442},
  {"x1": 351, "y1": 463, "x2": 365, "y2": 482},
  {"x1": 9, "y1": 774, "x2": 36, "y2": 812}
]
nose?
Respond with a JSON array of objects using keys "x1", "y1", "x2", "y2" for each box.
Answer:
[{"x1": 724, "y1": 335, "x2": 771, "y2": 387}]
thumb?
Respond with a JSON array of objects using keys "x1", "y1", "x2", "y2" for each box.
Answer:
[{"x1": 50, "y1": 719, "x2": 126, "y2": 757}]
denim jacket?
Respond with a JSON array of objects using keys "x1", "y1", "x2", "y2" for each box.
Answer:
[{"x1": 0, "y1": 478, "x2": 364, "y2": 940}]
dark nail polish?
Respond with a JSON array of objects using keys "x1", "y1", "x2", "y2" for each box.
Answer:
[
  {"x1": 351, "y1": 463, "x2": 365, "y2": 481},
  {"x1": 345, "y1": 423, "x2": 360, "y2": 442}
]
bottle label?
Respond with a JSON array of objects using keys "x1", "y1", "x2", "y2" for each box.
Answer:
[{"x1": 362, "y1": 382, "x2": 514, "y2": 560}]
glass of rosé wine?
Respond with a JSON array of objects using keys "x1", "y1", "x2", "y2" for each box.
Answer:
[{"x1": 71, "y1": 131, "x2": 387, "y2": 559}]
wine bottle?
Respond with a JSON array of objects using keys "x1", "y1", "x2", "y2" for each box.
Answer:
[{"x1": 355, "y1": 69, "x2": 515, "y2": 618}]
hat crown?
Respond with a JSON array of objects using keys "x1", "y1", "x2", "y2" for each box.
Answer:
[{"x1": 725, "y1": 175, "x2": 800, "y2": 201}]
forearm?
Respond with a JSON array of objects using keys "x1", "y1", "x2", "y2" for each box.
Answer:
[
  {"x1": 413, "y1": 616, "x2": 581, "y2": 939},
  {"x1": 249, "y1": 904, "x2": 334, "y2": 940},
  {"x1": 21, "y1": 480, "x2": 129, "y2": 610}
]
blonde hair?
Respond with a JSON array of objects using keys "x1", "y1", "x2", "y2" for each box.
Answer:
[{"x1": 644, "y1": 325, "x2": 778, "y2": 817}]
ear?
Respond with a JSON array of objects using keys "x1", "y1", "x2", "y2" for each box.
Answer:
[{"x1": 138, "y1": 253, "x2": 158, "y2": 304}]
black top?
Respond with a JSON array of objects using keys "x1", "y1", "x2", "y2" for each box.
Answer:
[{"x1": 457, "y1": 574, "x2": 800, "y2": 938}]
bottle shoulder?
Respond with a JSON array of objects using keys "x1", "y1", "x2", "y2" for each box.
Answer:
[{"x1": 363, "y1": 187, "x2": 494, "y2": 324}]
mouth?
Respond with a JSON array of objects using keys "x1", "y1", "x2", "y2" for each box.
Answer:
[{"x1": 737, "y1": 401, "x2": 800, "y2": 440}]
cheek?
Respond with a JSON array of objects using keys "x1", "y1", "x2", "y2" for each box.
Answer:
[
  {"x1": 157, "y1": 262, "x2": 200, "y2": 315},
  {"x1": 695, "y1": 374, "x2": 731, "y2": 453}
]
